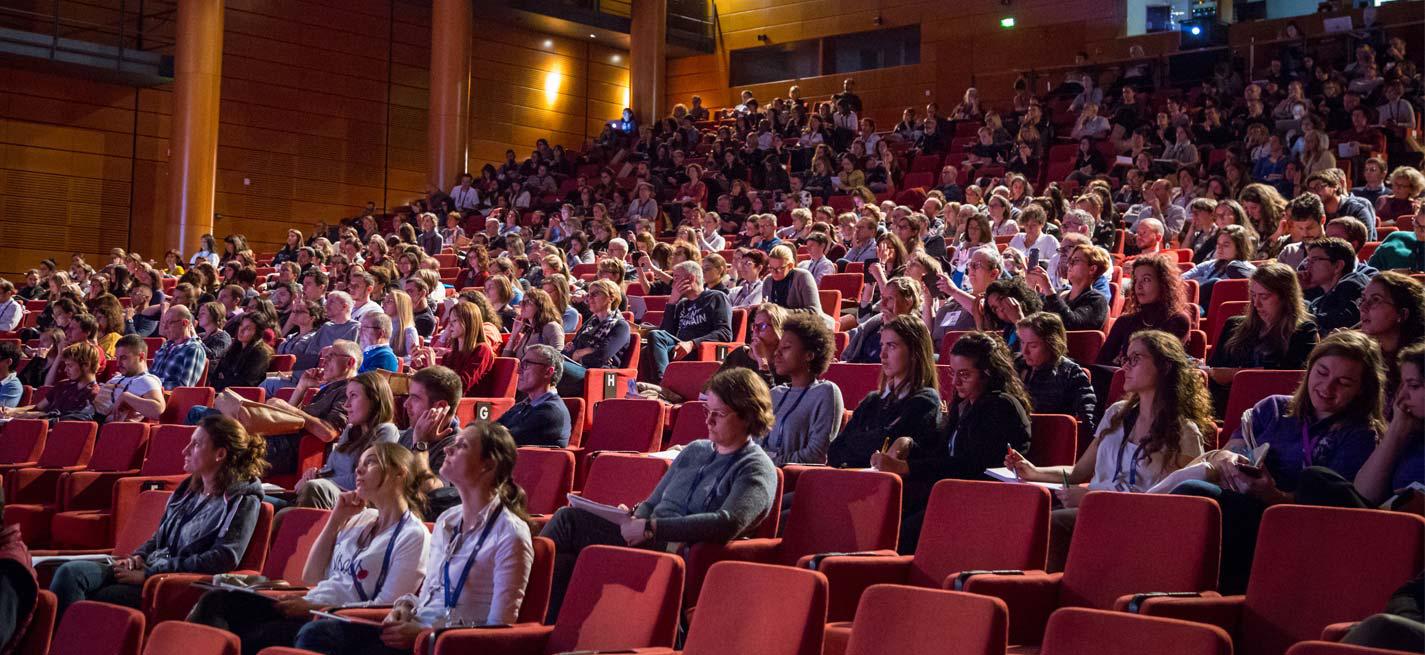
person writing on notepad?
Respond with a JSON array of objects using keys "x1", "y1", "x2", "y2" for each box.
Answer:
[{"x1": 1005, "y1": 330, "x2": 1212, "y2": 571}]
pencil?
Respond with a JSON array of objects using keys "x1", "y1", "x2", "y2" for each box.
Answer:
[
  {"x1": 1061, "y1": 471, "x2": 1071, "y2": 490},
  {"x1": 880, "y1": 437, "x2": 892, "y2": 454}
]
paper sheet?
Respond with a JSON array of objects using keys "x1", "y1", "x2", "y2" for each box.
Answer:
[
  {"x1": 984, "y1": 467, "x2": 1065, "y2": 491},
  {"x1": 567, "y1": 493, "x2": 635, "y2": 526}
]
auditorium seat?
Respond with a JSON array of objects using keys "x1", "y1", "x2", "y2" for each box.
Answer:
[
  {"x1": 0, "y1": 419, "x2": 48, "y2": 469},
  {"x1": 1065, "y1": 330, "x2": 1106, "y2": 364},
  {"x1": 225, "y1": 386, "x2": 266, "y2": 403},
  {"x1": 48, "y1": 424, "x2": 193, "y2": 550},
  {"x1": 580, "y1": 330, "x2": 641, "y2": 430},
  {"x1": 660, "y1": 361, "x2": 721, "y2": 401},
  {"x1": 1041, "y1": 607, "x2": 1232, "y2": 655},
  {"x1": 819, "y1": 480, "x2": 1050, "y2": 654},
  {"x1": 1205, "y1": 278, "x2": 1249, "y2": 324},
  {"x1": 255, "y1": 507, "x2": 331, "y2": 585},
  {"x1": 819, "y1": 274, "x2": 864, "y2": 309},
  {"x1": 938, "y1": 331, "x2": 975, "y2": 363},
  {"x1": 267, "y1": 354, "x2": 296, "y2": 373},
  {"x1": 2, "y1": 420, "x2": 102, "y2": 544},
  {"x1": 1028, "y1": 414, "x2": 1079, "y2": 467},
  {"x1": 668, "y1": 400, "x2": 708, "y2": 447},
  {"x1": 12, "y1": 590, "x2": 55, "y2": 655},
  {"x1": 158, "y1": 386, "x2": 215, "y2": 425},
  {"x1": 646, "y1": 561, "x2": 828, "y2": 655},
  {"x1": 141, "y1": 621, "x2": 239, "y2": 655},
  {"x1": 425, "y1": 545, "x2": 683, "y2": 655},
  {"x1": 843, "y1": 585, "x2": 1008, "y2": 655},
  {"x1": 50, "y1": 600, "x2": 145, "y2": 655},
  {"x1": 515, "y1": 446, "x2": 576, "y2": 517},
  {"x1": 1220, "y1": 370, "x2": 1306, "y2": 441},
  {"x1": 823, "y1": 363, "x2": 882, "y2": 410},
  {"x1": 571, "y1": 398, "x2": 665, "y2": 488},
  {"x1": 1285, "y1": 642, "x2": 1419, "y2": 655},
  {"x1": 461, "y1": 356, "x2": 519, "y2": 420},
  {"x1": 960, "y1": 491, "x2": 1221, "y2": 645},
  {"x1": 33, "y1": 490, "x2": 171, "y2": 585},
  {"x1": 140, "y1": 501, "x2": 276, "y2": 625},
  {"x1": 1134, "y1": 505, "x2": 1424, "y2": 655},
  {"x1": 578, "y1": 452, "x2": 670, "y2": 507}
]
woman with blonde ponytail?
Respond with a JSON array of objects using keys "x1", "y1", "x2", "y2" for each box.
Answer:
[
  {"x1": 188, "y1": 441, "x2": 432, "y2": 655},
  {"x1": 295, "y1": 422, "x2": 533, "y2": 654}
]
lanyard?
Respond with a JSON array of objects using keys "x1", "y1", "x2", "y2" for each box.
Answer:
[
  {"x1": 683, "y1": 450, "x2": 740, "y2": 512},
  {"x1": 442, "y1": 505, "x2": 504, "y2": 609},
  {"x1": 769, "y1": 386, "x2": 812, "y2": 449},
  {"x1": 1300, "y1": 421, "x2": 1317, "y2": 469},
  {"x1": 350, "y1": 512, "x2": 409, "y2": 602},
  {"x1": 1114, "y1": 435, "x2": 1145, "y2": 489}
]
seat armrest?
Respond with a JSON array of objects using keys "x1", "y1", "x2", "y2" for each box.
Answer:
[
  {"x1": 1116, "y1": 591, "x2": 1214, "y2": 613},
  {"x1": 808, "y1": 553, "x2": 912, "y2": 623},
  {"x1": 717, "y1": 538, "x2": 784, "y2": 563},
  {"x1": 959, "y1": 570, "x2": 1061, "y2": 645},
  {"x1": 1129, "y1": 593, "x2": 1243, "y2": 635},
  {"x1": 797, "y1": 549, "x2": 900, "y2": 571},
  {"x1": 429, "y1": 624, "x2": 553, "y2": 655},
  {"x1": 334, "y1": 607, "x2": 393, "y2": 622},
  {"x1": 1320, "y1": 622, "x2": 1355, "y2": 642}
]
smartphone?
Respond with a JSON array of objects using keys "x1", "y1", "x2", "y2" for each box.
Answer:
[
  {"x1": 861, "y1": 257, "x2": 879, "y2": 284},
  {"x1": 924, "y1": 271, "x2": 943, "y2": 300},
  {"x1": 1027, "y1": 248, "x2": 1041, "y2": 271}
]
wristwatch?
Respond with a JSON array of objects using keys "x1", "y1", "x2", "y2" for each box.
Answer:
[
  {"x1": 412, "y1": 441, "x2": 429, "y2": 453},
  {"x1": 643, "y1": 519, "x2": 656, "y2": 541}
]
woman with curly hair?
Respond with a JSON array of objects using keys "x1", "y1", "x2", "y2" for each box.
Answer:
[
  {"x1": 1096, "y1": 253, "x2": 1192, "y2": 366},
  {"x1": 1007, "y1": 329, "x2": 1212, "y2": 569}
]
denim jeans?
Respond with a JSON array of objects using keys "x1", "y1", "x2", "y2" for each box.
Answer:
[
  {"x1": 557, "y1": 359, "x2": 588, "y2": 397},
  {"x1": 49, "y1": 559, "x2": 143, "y2": 620},
  {"x1": 643, "y1": 329, "x2": 681, "y2": 383},
  {"x1": 294, "y1": 618, "x2": 407, "y2": 655}
]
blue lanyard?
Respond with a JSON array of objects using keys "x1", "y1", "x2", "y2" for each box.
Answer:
[
  {"x1": 349, "y1": 512, "x2": 409, "y2": 602},
  {"x1": 1114, "y1": 435, "x2": 1144, "y2": 489},
  {"x1": 442, "y1": 505, "x2": 504, "y2": 609},
  {"x1": 683, "y1": 451, "x2": 740, "y2": 512}
]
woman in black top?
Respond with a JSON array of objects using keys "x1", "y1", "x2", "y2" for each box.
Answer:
[
  {"x1": 826, "y1": 315, "x2": 941, "y2": 469},
  {"x1": 1026, "y1": 241, "x2": 1110, "y2": 331},
  {"x1": 1015, "y1": 312, "x2": 1098, "y2": 446},
  {"x1": 211, "y1": 314, "x2": 275, "y2": 393},
  {"x1": 1207, "y1": 263, "x2": 1318, "y2": 415},
  {"x1": 875, "y1": 330, "x2": 1032, "y2": 552}
]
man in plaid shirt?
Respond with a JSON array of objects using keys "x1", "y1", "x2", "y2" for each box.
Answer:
[{"x1": 149, "y1": 305, "x2": 207, "y2": 390}]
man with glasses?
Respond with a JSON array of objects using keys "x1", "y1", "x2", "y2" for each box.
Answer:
[
  {"x1": 259, "y1": 341, "x2": 360, "y2": 478},
  {"x1": 840, "y1": 215, "x2": 880, "y2": 267},
  {"x1": 1308, "y1": 170, "x2": 1378, "y2": 239},
  {"x1": 496, "y1": 344, "x2": 571, "y2": 447},
  {"x1": 642, "y1": 261, "x2": 732, "y2": 383},
  {"x1": 150, "y1": 305, "x2": 207, "y2": 390},
  {"x1": 1274, "y1": 194, "x2": 1327, "y2": 269},
  {"x1": 356, "y1": 312, "x2": 399, "y2": 374},
  {"x1": 1300, "y1": 237, "x2": 1367, "y2": 336},
  {"x1": 262, "y1": 291, "x2": 358, "y2": 396}
]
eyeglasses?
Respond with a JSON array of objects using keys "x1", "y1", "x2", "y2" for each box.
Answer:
[
  {"x1": 1356, "y1": 295, "x2": 1395, "y2": 311},
  {"x1": 519, "y1": 358, "x2": 552, "y2": 370}
]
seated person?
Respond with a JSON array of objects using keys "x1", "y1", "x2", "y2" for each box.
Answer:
[
  {"x1": 94, "y1": 335, "x2": 167, "y2": 423},
  {"x1": 0, "y1": 342, "x2": 21, "y2": 408},
  {"x1": 927, "y1": 248, "x2": 1002, "y2": 347},
  {"x1": 0, "y1": 342, "x2": 100, "y2": 423},
  {"x1": 150, "y1": 306, "x2": 209, "y2": 391},
  {"x1": 763, "y1": 245, "x2": 827, "y2": 324},
  {"x1": 641, "y1": 261, "x2": 732, "y2": 383},
  {"x1": 978, "y1": 278, "x2": 1043, "y2": 346},
  {"x1": 48, "y1": 415, "x2": 265, "y2": 618},
  {"x1": 296, "y1": 372, "x2": 400, "y2": 508},
  {"x1": 1206, "y1": 263, "x2": 1318, "y2": 415},
  {"x1": 1097, "y1": 254, "x2": 1193, "y2": 366},
  {"x1": 411, "y1": 301, "x2": 494, "y2": 395},
  {"x1": 1015, "y1": 312, "x2": 1098, "y2": 446},
  {"x1": 1366, "y1": 210, "x2": 1425, "y2": 273},
  {"x1": 843, "y1": 277, "x2": 921, "y2": 364},
  {"x1": 1182, "y1": 224, "x2": 1257, "y2": 310},
  {"x1": 188, "y1": 443, "x2": 434, "y2": 655},
  {"x1": 356, "y1": 312, "x2": 400, "y2": 375},
  {"x1": 236, "y1": 341, "x2": 357, "y2": 479},
  {"x1": 874, "y1": 331, "x2": 1032, "y2": 552},
  {"x1": 761, "y1": 314, "x2": 843, "y2": 465},
  {"x1": 210, "y1": 314, "x2": 275, "y2": 393},
  {"x1": 1180, "y1": 331, "x2": 1385, "y2": 594},
  {"x1": 1271, "y1": 193, "x2": 1327, "y2": 270},
  {"x1": 1007, "y1": 330, "x2": 1212, "y2": 570},
  {"x1": 295, "y1": 422, "x2": 534, "y2": 653},
  {"x1": 500, "y1": 289, "x2": 565, "y2": 360},
  {"x1": 496, "y1": 344, "x2": 572, "y2": 447},
  {"x1": 1301, "y1": 237, "x2": 1367, "y2": 337},
  {"x1": 714, "y1": 303, "x2": 787, "y2": 388},
  {"x1": 540, "y1": 368, "x2": 776, "y2": 621},
  {"x1": 1356, "y1": 272, "x2": 1425, "y2": 405},
  {"x1": 1026, "y1": 242, "x2": 1110, "y2": 331},
  {"x1": 1007, "y1": 205, "x2": 1059, "y2": 261},
  {"x1": 557, "y1": 279, "x2": 631, "y2": 397},
  {"x1": 827, "y1": 315, "x2": 942, "y2": 468},
  {"x1": 0, "y1": 515, "x2": 36, "y2": 654}
]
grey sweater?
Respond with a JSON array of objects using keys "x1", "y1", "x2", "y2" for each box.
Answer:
[
  {"x1": 761, "y1": 380, "x2": 844, "y2": 465},
  {"x1": 635, "y1": 439, "x2": 776, "y2": 543}
]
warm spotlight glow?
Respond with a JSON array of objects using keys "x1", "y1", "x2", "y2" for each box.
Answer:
[
  {"x1": 611, "y1": 54, "x2": 622, "y2": 63},
  {"x1": 622, "y1": 86, "x2": 630, "y2": 109},
  {"x1": 544, "y1": 69, "x2": 563, "y2": 105},
  {"x1": 543, "y1": 39, "x2": 553, "y2": 48}
]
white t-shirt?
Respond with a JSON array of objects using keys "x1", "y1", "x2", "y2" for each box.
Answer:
[
  {"x1": 103, "y1": 372, "x2": 164, "y2": 422},
  {"x1": 397, "y1": 502, "x2": 532, "y2": 628},
  {"x1": 1088, "y1": 401, "x2": 1204, "y2": 493},
  {"x1": 1008, "y1": 232, "x2": 1059, "y2": 260},
  {"x1": 351, "y1": 300, "x2": 383, "y2": 320},
  {"x1": 304, "y1": 508, "x2": 430, "y2": 606},
  {"x1": 0, "y1": 299, "x2": 23, "y2": 332}
]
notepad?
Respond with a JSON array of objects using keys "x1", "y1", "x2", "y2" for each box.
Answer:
[
  {"x1": 30, "y1": 554, "x2": 116, "y2": 566},
  {"x1": 566, "y1": 494, "x2": 636, "y2": 526},
  {"x1": 984, "y1": 467, "x2": 1065, "y2": 491},
  {"x1": 310, "y1": 610, "x2": 385, "y2": 626}
]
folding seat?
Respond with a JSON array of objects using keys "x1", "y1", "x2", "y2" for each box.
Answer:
[
  {"x1": 425, "y1": 545, "x2": 684, "y2": 655},
  {"x1": 639, "y1": 561, "x2": 827, "y2": 655},
  {"x1": 4, "y1": 420, "x2": 110, "y2": 545},
  {"x1": 684, "y1": 468, "x2": 900, "y2": 609},
  {"x1": 1064, "y1": 330, "x2": 1106, "y2": 363},
  {"x1": 267, "y1": 354, "x2": 296, "y2": 373},
  {"x1": 514, "y1": 446, "x2": 576, "y2": 517},
  {"x1": 572, "y1": 398, "x2": 665, "y2": 487},
  {"x1": 460, "y1": 356, "x2": 519, "y2": 420},
  {"x1": 31, "y1": 489, "x2": 172, "y2": 586},
  {"x1": 819, "y1": 274, "x2": 863, "y2": 309},
  {"x1": 1040, "y1": 607, "x2": 1232, "y2": 655},
  {"x1": 911, "y1": 154, "x2": 943, "y2": 173},
  {"x1": 668, "y1": 400, "x2": 708, "y2": 447},
  {"x1": 48, "y1": 424, "x2": 192, "y2": 550},
  {"x1": 12, "y1": 590, "x2": 55, "y2": 655},
  {"x1": 224, "y1": 386, "x2": 266, "y2": 402},
  {"x1": 580, "y1": 331, "x2": 641, "y2": 430},
  {"x1": 141, "y1": 501, "x2": 275, "y2": 624},
  {"x1": 1134, "y1": 506, "x2": 1425, "y2": 655},
  {"x1": 818, "y1": 480, "x2": 1050, "y2": 654},
  {"x1": 50, "y1": 600, "x2": 145, "y2": 655},
  {"x1": 1205, "y1": 300, "x2": 1249, "y2": 349},
  {"x1": 578, "y1": 452, "x2": 670, "y2": 507},
  {"x1": 842, "y1": 585, "x2": 1008, "y2": 655},
  {"x1": 938, "y1": 330, "x2": 975, "y2": 363},
  {"x1": 1028, "y1": 414, "x2": 1079, "y2": 467},
  {"x1": 901, "y1": 171, "x2": 935, "y2": 189},
  {"x1": 141, "y1": 621, "x2": 240, "y2": 655},
  {"x1": 823, "y1": 363, "x2": 882, "y2": 410},
  {"x1": 660, "y1": 361, "x2": 720, "y2": 402},
  {"x1": 158, "y1": 386, "x2": 215, "y2": 424},
  {"x1": 959, "y1": 491, "x2": 1220, "y2": 645},
  {"x1": 0, "y1": 419, "x2": 47, "y2": 469},
  {"x1": 1285, "y1": 643, "x2": 1419, "y2": 655},
  {"x1": 1220, "y1": 370, "x2": 1306, "y2": 440},
  {"x1": 1205, "y1": 278, "x2": 1249, "y2": 324},
  {"x1": 562, "y1": 397, "x2": 584, "y2": 447},
  {"x1": 819, "y1": 289, "x2": 842, "y2": 316}
]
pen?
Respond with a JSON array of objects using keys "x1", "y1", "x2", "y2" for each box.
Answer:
[
  {"x1": 1007, "y1": 445, "x2": 1020, "y2": 481},
  {"x1": 1061, "y1": 470, "x2": 1071, "y2": 491},
  {"x1": 880, "y1": 437, "x2": 891, "y2": 454}
]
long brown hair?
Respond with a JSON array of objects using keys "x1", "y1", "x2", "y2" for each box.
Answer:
[
  {"x1": 1288, "y1": 330, "x2": 1387, "y2": 437},
  {"x1": 1127, "y1": 253, "x2": 1189, "y2": 320},
  {"x1": 447, "y1": 301, "x2": 484, "y2": 353},
  {"x1": 948, "y1": 331, "x2": 1033, "y2": 412},
  {"x1": 1224, "y1": 263, "x2": 1309, "y2": 358},
  {"x1": 366, "y1": 442, "x2": 438, "y2": 520},
  {"x1": 879, "y1": 314, "x2": 939, "y2": 397},
  {"x1": 1102, "y1": 330, "x2": 1214, "y2": 466},
  {"x1": 465, "y1": 421, "x2": 531, "y2": 525},
  {"x1": 337, "y1": 372, "x2": 395, "y2": 454}
]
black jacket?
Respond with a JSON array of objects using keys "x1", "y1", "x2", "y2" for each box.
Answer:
[
  {"x1": 828, "y1": 388, "x2": 942, "y2": 469},
  {"x1": 1041, "y1": 288, "x2": 1109, "y2": 332},
  {"x1": 211, "y1": 342, "x2": 273, "y2": 393},
  {"x1": 1017, "y1": 356, "x2": 1098, "y2": 446},
  {"x1": 1308, "y1": 271, "x2": 1366, "y2": 337},
  {"x1": 907, "y1": 391, "x2": 1030, "y2": 508}
]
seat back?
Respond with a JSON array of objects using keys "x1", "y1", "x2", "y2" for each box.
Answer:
[
  {"x1": 261, "y1": 508, "x2": 331, "y2": 583},
  {"x1": 562, "y1": 397, "x2": 585, "y2": 448},
  {"x1": 141, "y1": 621, "x2": 239, "y2": 655},
  {"x1": 779, "y1": 469, "x2": 901, "y2": 566},
  {"x1": 520, "y1": 536, "x2": 556, "y2": 625},
  {"x1": 846, "y1": 585, "x2": 1008, "y2": 655},
  {"x1": 1239, "y1": 506, "x2": 1425, "y2": 655},
  {"x1": 1205, "y1": 278, "x2": 1249, "y2": 322},
  {"x1": 1065, "y1": 330, "x2": 1106, "y2": 363},
  {"x1": 683, "y1": 562, "x2": 828, "y2": 655},
  {"x1": 469, "y1": 357, "x2": 518, "y2": 398},
  {"x1": 818, "y1": 290, "x2": 842, "y2": 317},
  {"x1": 267, "y1": 354, "x2": 296, "y2": 373},
  {"x1": 114, "y1": 490, "x2": 174, "y2": 556},
  {"x1": 819, "y1": 273, "x2": 863, "y2": 304},
  {"x1": 909, "y1": 480, "x2": 1051, "y2": 588},
  {"x1": 51, "y1": 600, "x2": 145, "y2": 655},
  {"x1": 0, "y1": 419, "x2": 47, "y2": 465},
  {"x1": 12, "y1": 590, "x2": 55, "y2": 655},
  {"x1": 1284, "y1": 642, "x2": 1413, "y2": 655},
  {"x1": 88, "y1": 422, "x2": 150, "y2": 472},
  {"x1": 660, "y1": 362, "x2": 721, "y2": 402},
  {"x1": 236, "y1": 502, "x2": 277, "y2": 572},
  {"x1": 546, "y1": 545, "x2": 684, "y2": 653},
  {"x1": 585, "y1": 398, "x2": 665, "y2": 453},
  {"x1": 1221, "y1": 371, "x2": 1304, "y2": 440},
  {"x1": 1060, "y1": 492, "x2": 1220, "y2": 611},
  {"x1": 159, "y1": 387, "x2": 215, "y2": 424},
  {"x1": 140, "y1": 425, "x2": 196, "y2": 475},
  {"x1": 1027, "y1": 414, "x2": 1078, "y2": 468},
  {"x1": 514, "y1": 447, "x2": 576, "y2": 515},
  {"x1": 1041, "y1": 607, "x2": 1232, "y2": 655},
  {"x1": 580, "y1": 453, "x2": 670, "y2": 507},
  {"x1": 668, "y1": 401, "x2": 708, "y2": 447},
  {"x1": 1205, "y1": 301, "x2": 1250, "y2": 348},
  {"x1": 34, "y1": 420, "x2": 98, "y2": 468},
  {"x1": 823, "y1": 363, "x2": 881, "y2": 410},
  {"x1": 225, "y1": 387, "x2": 266, "y2": 403}
]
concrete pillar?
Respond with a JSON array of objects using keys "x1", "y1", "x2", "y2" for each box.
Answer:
[
  {"x1": 428, "y1": 0, "x2": 472, "y2": 191},
  {"x1": 157, "y1": 0, "x2": 224, "y2": 258},
  {"x1": 630, "y1": 0, "x2": 667, "y2": 126}
]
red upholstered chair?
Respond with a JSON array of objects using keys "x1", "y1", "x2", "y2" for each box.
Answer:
[
  {"x1": 1205, "y1": 278, "x2": 1249, "y2": 324},
  {"x1": 684, "y1": 468, "x2": 900, "y2": 610},
  {"x1": 1065, "y1": 330, "x2": 1106, "y2": 363},
  {"x1": 515, "y1": 447, "x2": 576, "y2": 517},
  {"x1": 938, "y1": 331, "x2": 974, "y2": 363},
  {"x1": 1285, "y1": 643, "x2": 1420, "y2": 655},
  {"x1": 1041, "y1": 607, "x2": 1233, "y2": 655},
  {"x1": 578, "y1": 452, "x2": 670, "y2": 507},
  {"x1": 572, "y1": 398, "x2": 665, "y2": 488},
  {"x1": 843, "y1": 585, "x2": 1008, "y2": 655},
  {"x1": 12, "y1": 590, "x2": 55, "y2": 655},
  {"x1": 823, "y1": 363, "x2": 881, "y2": 410},
  {"x1": 141, "y1": 621, "x2": 239, "y2": 655},
  {"x1": 3, "y1": 420, "x2": 104, "y2": 544},
  {"x1": 0, "y1": 420, "x2": 93, "y2": 478},
  {"x1": 639, "y1": 561, "x2": 828, "y2": 655},
  {"x1": 818, "y1": 480, "x2": 1050, "y2": 654},
  {"x1": 960, "y1": 491, "x2": 1221, "y2": 645},
  {"x1": 140, "y1": 502, "x2": 276, "y2": 625},
  {"x1": 158, "y1": 387, "x2": 215, "y2": 424},
  {"x1": 819, "y1": 274, "x2": 863, "y2": 310},
  {"x1": 562, "y1": 397, "x2": 585, "y2": 448},
  {"x1": 31, "y1": 490, "x2": 172, "y2": 586},
  {"x1": 668, "y1": 400, "x2": 708, "y2": 447},
  {"x1": 1220, "y1": 370, "x2": 1305, "y2": 440},
  {"x1": 224, "y1": 386, "x2": 266, "y2": 403},
  {"x1": 47, "y1": 425, "x2": 193, "y2": 550},
  {"x1": 1205, "y1": 300, "x2": 1250, "y2": 348},
  {"x1": 1028, "y1": 414, "x2": 1079, "y2": 468},
  {"x1": 267, "y1": 354, "x2": 296, "y2": 373},
  {"x1": 660, "y1": 361, "x2": 720, "y2": 401},
  {"x1": 252, "y1": 507, "x2": 331, "y2": 586},
  {"x1": 1134, "y1": 506, "x2": 1425, "y2": 655},
  {"x1": 50, "y1": 600, "x2": 145, "y2": 655},
  {"x1": 580, "y1": 330, "x2": 641, "y2": 430},
  {"x1": 0, "y1": 419, "x2": 47, "y2": 468},
  {"x1": 426, "y1": 545, "x2": 684, "y2": 655}
]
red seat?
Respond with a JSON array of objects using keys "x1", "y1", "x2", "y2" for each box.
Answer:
[
  {"x1": 1205, "y1": 300, "x2": 1251, "y2": 350},
  {"x1": 938, "y1": 330, "x2": 975, "y2": 363},
  {"x1": 257, "y1": 507, "x2": 331, "y2": 585},
  {"x1": 225, "y1": 386, "x2": 266, "y2": 403},
  {"x1": 562, "y1": 397, "x2": 585, "y2": 448},
  {"x1": 33, "y1": 490, "x2": 172, "y2": 581},
  {"x1": 660, "y1": 361, "x2": 721, "y2": 401},
  {"x1": 158, "y1": 387, "x2": 215, "y2": 424},
  {"x1": 1042, "y1": 607, "x2": 1232, "y2": 655},
  {"x1": 685, "y1": 468, "x2": 900, "y2": 609},
  {"x1": 514, "y1": 447, "x2": 576, "y2": 516},
  {"x1": 823, "y1": 363, "x2": 881, "y2": 410},
  {"x1": 579, "y1": 452, "x2": 670, "y2": 507},
  {"x1": 819, "y1": 274, "x2": 863, "y2": 308},
  {"x1": 141, "y1": 621, "x2": 239, "y2": 655},
  {"x1": 911, "y1": 154, "x2": 943, "y2": 173},
  {"x1": 463, "y1": 356, "x2": 519, "y2": 419},
  {"x1": 4, "y1": 420, "x2": 147, "y2": 543},
  {"x1": 818, "y1": 480, "x2": 1049, "y2": 651},
  {"x1": 961, "y1": 491, "x2": 1221, "y2": 645},
  {"x1": 818, "y1": 289, "x2": 842, "y2": 317},
  {"x1": 1285, "y1": 643, "x2": 1417, "y2": 655},
  {"x1": 50, "y1": 600, "x2": 145, "y2": 655},
  {"x1": 12, "y1": 590, "x2": 55, "y2": 655},
  {"x1": 0, "y1": 419, "x2": 47, "y2": 467},
  {"x1": 676, "y1": 561, "x2": 828, "y2": 655},
  {"x1": 844, "y1": 585, "x2": 1008, "y2": 655},
  {"x1": 425, "y1": 545, "x2": 683, "y2": 655},
  {"x1": 2, "y1": 420, "x2": 99, "y2": 544},
  {"x1": 141, "y1": 501, "x2": 276, "y2": 625},
  {"x1": 1205, "y1": 278, "x2": 1249, "y2": 322},
  {"x1": 901, "y1": 171, "x2": 935, "y2": 189},
  {"x1": 267, "y1": 354, "x2": 296, "y2": 373},
  {"x1": 668, "y1": 400, "x2": 708, "y2": 447},
  {"x1": 1220, "y1": 370, "x2": 1305, "y2": 444},
  {"x1": 1028, "y1": 414, "x2": 1079, "y2": 468},
  {"x1": 1065, "y1": 330, "x2": 1106, "y2": 364},
  {"x1": 580, "y1": 330, "x2": 641, "y2": 430},
  {"x1": 1136, "y1": 505, "x2": 1425, "y2": 655},
  {"x1": 574, "y1": 398, "x2": 665, "y2": 487}
]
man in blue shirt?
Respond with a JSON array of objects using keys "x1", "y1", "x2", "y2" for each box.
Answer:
[
  {"x1": 497, "y1": 344, "x2": 571, "y2": 447},
  {"x1": 150, "y1": 306, "x2": 208, "y2": 390},
  {"x1": 0, "y1": 342, "x2": 22, "y2": 408},
  {"x1": 356, "y1": 312, "x2": 400, "y2": 375}
]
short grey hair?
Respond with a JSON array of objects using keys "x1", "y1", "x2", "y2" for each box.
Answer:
[
  {"x1": 608, "y1": 237, "x2": 629, "y2": 253},
  {"x1": 1138, "y1": 217, "x2": 1165, "y2": 236},
  {"x1": 673, "y1": 260, "x2": 704, "y2": 289},
  {"x1": 971, "y1": 246, "x2": 1003, "y2": 272},
  {"x1": 326, "y1": 290, "x2": 353, "y2": 310},
  {"x1": 329, "y1": 339, "x2": 363, "y2": 371},
  {"x1": 525, "y1": 344, "x2": 563, "y2": 386},
  {"x1": 1066, "y1": 208, "x2": 1096, "y2": 234},
  {"x1": 362, "y1": 311, "x2": 392, "y2": 339}
]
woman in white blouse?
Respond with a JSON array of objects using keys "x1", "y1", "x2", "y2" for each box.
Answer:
[
  {"x1": 187, "y1": 443, "x2": 433, "y2": 655},
  {"x1": 294, "y1": 422, "x2": 534, "y2": 654}
]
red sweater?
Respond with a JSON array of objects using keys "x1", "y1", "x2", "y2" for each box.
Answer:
[{"x1": 441, "y1": 343, "x2": 495, "y2": 395}]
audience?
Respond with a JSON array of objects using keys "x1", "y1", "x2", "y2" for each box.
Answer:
[
  {"x1": 94, "y1": 335, "x2": 167, "y2": 422},
  {"x1": 151, "y1": 305, "x2": 209, "y2": 390},
  {"x1": 295, "y1": 371, "x2": 400, "y2": 508},
  {"x1": 762, "y1": 314, "x2": 843, "y2": 465},
  {"x1": 1355, "y1": 271, "x2": 1425, "y2": 405},
  {"x1": 827, "y1": 315, "x2": 941, "y2": 468},
  {"x1": 557, "y1": 279, "x2": 631, "y2": 396},
  {"x1": 1206, "y1": 263, "x2": 1319, "y2": 414},
  {"x1": 496, "y1": 344, "x2": 572, "y2": 447},
  {"x1": 641, "y1": 260, "x2": 732, "y2": 382},
  {"x1": 1, "y1": 342, "x2": 100, "y2": 422},
  {"x1": 1097, "y1": 254, "x2": 1192, "y2": 366},
  {"x1": 1015, "y1": 312, "x2": 1099, "y2": 445},
  {"x1": 413, "y1": 301, "x2": 494, "y2": 394}
]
